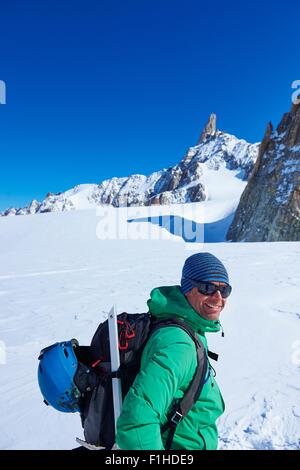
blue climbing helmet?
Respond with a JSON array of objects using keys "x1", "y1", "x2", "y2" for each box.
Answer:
[{"x1": 38, "y1": 339, "x2": 81, "y2": 413}]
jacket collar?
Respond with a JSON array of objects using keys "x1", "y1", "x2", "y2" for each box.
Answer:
[{"x1": 147, "y1": 285, "x2": 221, "y2": 335}]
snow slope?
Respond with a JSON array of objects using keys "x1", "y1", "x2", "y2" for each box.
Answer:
[{"x1": 0, "y1": 207, "x2": 299, "y2": 450}]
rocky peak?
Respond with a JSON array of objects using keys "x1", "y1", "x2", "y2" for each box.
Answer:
[
  {"x1": 227, "y1": 102, "x2": 300, "y2": 242},
  {"x1": 198, "y1": 113, "x2": 217, "y2": 144},
  {"x1": 282, "y1": 102, "x2": 300, "y2": 147},
  {"x1": 250, "y1": 121, "x2": 273, "y2": 180}
]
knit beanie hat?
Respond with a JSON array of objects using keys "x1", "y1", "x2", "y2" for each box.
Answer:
[{"x1": 181, "y1": 252, "x2": 229, "y2": 294}]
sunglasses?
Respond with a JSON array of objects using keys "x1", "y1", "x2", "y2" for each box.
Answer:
[{"x1": 189, "y1": 279, "x2": 232, "y2": 298}]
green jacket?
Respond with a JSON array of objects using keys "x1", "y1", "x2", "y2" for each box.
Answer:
[{"x1": 116, "y1": 285, "x2": 225, "y2": 450}]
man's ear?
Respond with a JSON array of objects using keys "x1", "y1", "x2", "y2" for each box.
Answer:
[{"x1": 185, "y1": 288, "x2": 194, "y2": 300}]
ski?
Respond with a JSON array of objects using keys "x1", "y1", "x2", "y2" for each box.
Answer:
[{"x1": 108, "y1": 304, "x2": 123, "y2": 431}]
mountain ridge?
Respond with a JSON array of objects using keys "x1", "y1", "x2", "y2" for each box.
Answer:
[{"x1": 1, "y1": 115, "x2": 259, "y2": 216}]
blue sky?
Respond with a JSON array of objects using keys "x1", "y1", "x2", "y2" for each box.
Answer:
[{"x1": 0, "y1": 0, "x2": 299, "y2": 211}]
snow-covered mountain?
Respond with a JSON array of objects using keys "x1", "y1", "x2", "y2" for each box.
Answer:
[{"x1": 1, "y1": 114, "x2": 259, "y2": 216}]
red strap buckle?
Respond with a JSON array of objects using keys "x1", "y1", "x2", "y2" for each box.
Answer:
[{"x1": 117, "y1": 320, "x2": 135, "y2": 350}]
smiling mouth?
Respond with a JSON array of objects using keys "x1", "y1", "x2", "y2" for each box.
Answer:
[{"x1": 204, "y1": 303, "x2": 222, "y2": 309}]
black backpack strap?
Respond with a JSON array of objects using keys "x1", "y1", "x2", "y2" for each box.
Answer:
[
  {"x1": 150, "y1": 318, "x2": 208, "y2": 450},
  {"x1": 208, "y1": 350, "x2": 219, "y2": 361}
]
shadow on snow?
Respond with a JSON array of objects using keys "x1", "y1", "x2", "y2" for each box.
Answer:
[{"x1": 127, "y1": 213, "x2": 235, "y2": 243}]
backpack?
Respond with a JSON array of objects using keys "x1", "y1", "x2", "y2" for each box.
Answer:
[{"x1": 72, "y1": 312, "x2": 209, "y2": 450}]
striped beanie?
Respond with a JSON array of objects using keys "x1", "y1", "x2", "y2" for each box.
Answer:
[{"x1": 181, "y1": 252, "x2": 229, "y2": 294}]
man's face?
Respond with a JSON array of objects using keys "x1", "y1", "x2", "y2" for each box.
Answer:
[{"x1": 185, "y1": 281, "x2": 227, "y2": 321}]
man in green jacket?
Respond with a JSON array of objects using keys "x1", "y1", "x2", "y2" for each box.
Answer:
[{"x1": 116, "y1": 252, "x2": 231, "y2": 450}]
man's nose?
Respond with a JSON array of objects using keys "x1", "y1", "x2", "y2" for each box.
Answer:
[{"x1": 211, "y1": 289, "x2": 222, "y2": 300}]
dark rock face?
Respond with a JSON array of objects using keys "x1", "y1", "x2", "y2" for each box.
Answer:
[{"x1": 227, "y1": 103, "x2": 300, "y2": 241}]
